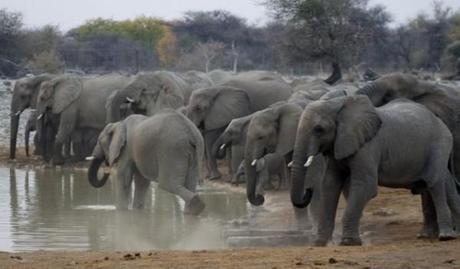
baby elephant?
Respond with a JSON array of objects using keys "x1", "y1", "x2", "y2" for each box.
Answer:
[{"x1": 87, "y1": 109, "x2": 205, "y2": 215}]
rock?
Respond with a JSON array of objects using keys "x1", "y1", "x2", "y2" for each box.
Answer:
[{"x1": 329, "y1": 258, "x2": 338, "y2": 264}]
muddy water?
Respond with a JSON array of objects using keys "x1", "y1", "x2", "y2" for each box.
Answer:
[{"x1": 0, "y1": 166, "x2": 248, "y2": 251}]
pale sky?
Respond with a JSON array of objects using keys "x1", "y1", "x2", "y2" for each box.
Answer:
[{"x1": 1, "y1": 0, "x2": 460, "y2": 31}]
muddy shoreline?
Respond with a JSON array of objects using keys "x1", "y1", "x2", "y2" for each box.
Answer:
[{"x1": 1, "y1": 146, "x2": 460, "y2": 268}]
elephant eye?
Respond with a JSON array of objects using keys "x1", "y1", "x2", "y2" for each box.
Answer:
[
  {"x1": 257, "y1": 136, "x2": 263, "y2": 140},
  {"x1": 313, "y1": 125, "x2": 324, "y2": 136}
]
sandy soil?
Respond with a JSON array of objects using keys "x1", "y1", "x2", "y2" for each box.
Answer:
[{"x1": 1, "y1": 147, "x2": 460, "y2": 268}]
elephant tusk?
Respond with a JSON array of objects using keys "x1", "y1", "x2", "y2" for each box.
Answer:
[
  {"x1": 304, "y1": 156, "x2": 314, "y2": 167},
  {"x1": 37, "y1": 113, "x2": 43, "y2": 120},
  {"x1": 288, "y1": 161, "x2": 293, "y2": 168},
  {"x1": 251, "y1": 159, "x2": 258, "y2": 167},
  {"x1": 15, "y1": 111, "x2": 21, "y2": 116},
  {"x1": 85, "y1": 156, "x2": 95, "y2": 161},
  {"x1": 126, "y1": 97, "x2": 135, "y2": 103},
  {"x1": 219, "y1": 144, "x2": 226, "y2": 150}
]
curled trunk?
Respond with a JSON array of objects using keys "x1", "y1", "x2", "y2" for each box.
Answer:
[
  {"x1": 88, "y1": 157, "x2": 110, "y2": 188},
  {"x1": 244, "y1": 158, "x2": 265, "y2": 206},
  {"x1": 9, "y1": 114, "x2": 20, "y2": 159},
  {"x1": 324, "y1": 62, "x2": 342, "y2": 85}
]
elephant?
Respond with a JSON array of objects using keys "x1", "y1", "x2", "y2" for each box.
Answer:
[
  {"x1": 36, "y1": 73, "x2": 133, "y2": 164},
  {"x1": 212, "y1": 114, "x2": 254, "y2": 182},
  {"x1": 187, "y1": 79, "x2": 293, "y2": 179},
  {"x1": 106, "y1": 71, "x2": 206, "y2": 123},
  {"x1": 180, "y1": 70, "x2": 214, "y2": 89},
  {"x1": 207, "y1": 69, "x2": 234, "y2": 85},
  {"x1": 244, "y1": 102, "x2": 303, "y2": 205},
  {"x1": 356, "y1": 73, "x2": 460, "y2": 180},
  {"x1": 70, "y1": 128, "x2": 100, "y2": 162},
  {"x1": 87, "y1": 110, "x2": 205, "y2": 215},
  {"x1": 290, "y1": 95, "x2": 460, "y2": 246},
  {"x1": 235, "y1": 153, "x2": 287, "y2": 190},
  {"x1": 24, "y1": 110, "x2": 39, "y2": 157},
  {"x1": 10, "y1": 74, "x2": 55, "y2": 159}
]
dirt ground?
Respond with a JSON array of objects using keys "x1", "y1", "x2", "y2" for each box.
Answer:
[{"x1": 1, "y1": 146, "x2": 460, "y2": 268}]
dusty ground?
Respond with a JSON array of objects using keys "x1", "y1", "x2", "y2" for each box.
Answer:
[{"x1": 1, "y1": 147, "x2": 460, "y2": 268}]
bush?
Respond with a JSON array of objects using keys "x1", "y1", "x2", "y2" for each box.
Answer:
[{"x1": 27, "y1": 49, "x2": 64, "y2": 74}]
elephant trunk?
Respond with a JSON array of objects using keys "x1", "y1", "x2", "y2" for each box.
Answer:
[
  {"x1": 324, "y1": 62, "x2": 342, "y2": 85},
  {"x1": 9, "y1": 114, "x2": 20, "y2": 159},
  {"x1": 107, "y1": 91, "x2": 129, "y2": 123},
  {"x1": 88, "y1": 157, "x2": 110, "y2": 188},
  {"x1": 24, "y1": 118, "x2": 31, "y2": 157},
  {"x1": 211, "y1": 135, "x2": 228, "y2": 160},
  {"x1": 290, "y1": 131, "x2": 313, "y2": 208},
  {"x1": 244, "y1": 144, "x2": 265, "y2": 206}
]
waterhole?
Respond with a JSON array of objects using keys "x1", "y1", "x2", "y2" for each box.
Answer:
[{"x1": 0, "y1": 166, "x2": 249, "y2": 251}]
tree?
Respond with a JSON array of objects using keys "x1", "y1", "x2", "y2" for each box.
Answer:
[
  {"x1": 156, "y1": 24, "x2": 178, "y2": 67},
  {"x1": 0, "y1": 9, "x2": 23, "y2": 62},
  {"x1": 196, "y1": 41, "x2": 225, "y2": 72},
  {"x1": 263, "y1": 0, "x2": 391, "y2": 81}
]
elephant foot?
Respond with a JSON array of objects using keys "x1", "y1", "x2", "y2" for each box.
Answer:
[
  {"x1": 339, "y1": 237, "x2": 362, "y2": 246},
  {"x1": 438, "y1": 231, "x2": 457, "y2": 241},
  {"x1": 207, "y1": 172, "x2": 222, "y2": 181},
  {"x1": 185, "y1": 196, "x2": 205, "y2": 216},
  {"x1": 313, "y1": 238, "x2": 328, "y2": 247},
  {"x1": 417, "y1": 227, "x2": 438, "y2": 239}
]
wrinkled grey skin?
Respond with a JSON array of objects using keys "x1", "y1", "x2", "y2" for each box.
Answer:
[
  {"x1": 88, "y1": 110, "x2": 205, "y2": 215},
  {"x1": 106, "y1": 71, "x2": 197, "y2": 123},
  {"x1": 36, "y1": 73, "x2": 132, "y2": 164},
  {"x1": 207, "y1": 70, "x2": 284, "y2": 85},
  {"x1": 10, "y1": 74, "x2": 55, "y2": 159},
  {"x1": 291, "y1": 96, "x2": 460, "y2": 246},
  {"x1": 212, "y1": 114, "x2": 253, "y2": 182},
  {"x1": 180, "y1": 70, "x2": 214, "y2": 89},
  {"x1": 356, "y1": 73, "x2": 460, "y2": 180},
  {"x1": 70, "y1": 128, "x2": 100, "y2": 162},
  {"x1": 187, "y1": 80, "x2": 292, "y2": 179}
]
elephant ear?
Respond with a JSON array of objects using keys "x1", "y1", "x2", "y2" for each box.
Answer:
[
  {"x1": 108, "y1": 122, "x2": 127, "y2": 165},
  {"x1": 205, "y1": 87, "x2": 251, "y2": 130},
  {"x1": 274, "y1": 103, "x2": 302, "y2": 156},
  {"x1": 52, "y1": 76, "x2": 83, "y2": 114},
  {"x1": 334, "y1": 96, "x2": 382, "y2": 160}
]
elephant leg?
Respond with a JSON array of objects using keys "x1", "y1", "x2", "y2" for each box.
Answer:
[
  {"x1": 158, "y1": 152, "x2": 204, "y2": 215},
  {"x1": 133, "y1": 170, "x2": 151, "y2": 210},
  {"x1": 115, "y1": 161, "x2": 134, "y2": 210},
  {"x1": 315, "y1": 162, "x2": 343, "y2": 246},
  {"x1": 204, "y1": 129, "x2": 223, "y2": 180},
  {"x1": 53, "y1": 108, "x2": 77, "y2": 165},
  {"x1": 340, "y1": 169, "x2": 378, "y2": 246},
  {"x1": 33, "y1": 133, "x2": 41, "y2": 155},
  {"x1": 445, "y1": 173, "x2": 460, "y2": 234},
  {"x1": 417, "y1": 190, "x2": 439, "y2": 238},
  {"x1": 427, "y1": 179, "x2": 456, "y2": 240}
]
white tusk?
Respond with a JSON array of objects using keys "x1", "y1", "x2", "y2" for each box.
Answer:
[
  {"x1": 288, "y1": 161, "x2": 293, "y2": 168},
  {"x1": 37, "y1": 113, "x2": 43, "y2": 120},
  {"x1": 219, "y1": 144, "x2": 226, "y2": 150},
  {"x1": 126, "y1": 97, "x2": 135, "y2": 103},
  {"x1": 15, "y1": 111, "x2": 21, "y2": 116},
  {"x1": 304, "y1": 155, "x2": 314, "y2": 167},
  {"x1": 251, "y1": 159, "x2": 257, "y2": 167},
  {"x1": 85, "y1": 156, "x2": 95, "y2": 161}
]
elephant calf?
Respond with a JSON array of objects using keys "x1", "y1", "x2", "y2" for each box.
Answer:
[{"x1": 87, "y1": 110, "x2": 205, "y2": 215}]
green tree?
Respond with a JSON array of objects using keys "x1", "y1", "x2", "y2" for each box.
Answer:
[{"x1": 263, "y1": 0, "x2": 390, "y2": 80}]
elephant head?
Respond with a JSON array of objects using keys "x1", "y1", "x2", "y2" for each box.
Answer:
[
  {"x1": 106, "y1": 71, "x2": 186, "y2": 123},
  {"x1": 244, "y1": 102, "x2": 302, "y2": 206},
  {"x1": 36, "y1": 75, "x2": 82, "y2": 117},
  {"x1": 10, "y1": 74, "x2": 54, "y2": 159},
  {"x1": 356, "y1": 73, "x2": 459, "y2": 130},
  {"x1": 186, "y1": 86, "x2": 251, "y2": 131},
  {"x1": 87, "y1": 122, "x2": 126, "y2": 188},
  {"x1": 290, "y1": 96, "x2": 381, "y2": 208},
  {"x1": 211, "y1": 114, "x2": 253, "y2": 159}
]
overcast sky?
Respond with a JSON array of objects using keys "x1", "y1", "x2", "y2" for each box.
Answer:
[{"x1": 1, "y1": 0, "x2": 460, "y2": 30}]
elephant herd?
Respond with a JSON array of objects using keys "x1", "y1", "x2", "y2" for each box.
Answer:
[{"x1": 9, "y1": 69, "x2": 460, "y2": 246}]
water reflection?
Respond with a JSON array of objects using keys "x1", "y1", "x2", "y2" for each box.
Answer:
[{"x1": 0, "y1": 166, "x2": 248, "y2": 251}]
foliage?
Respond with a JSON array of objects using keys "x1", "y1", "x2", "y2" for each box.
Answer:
[
  {"x1": 0, "y1": 9, "x2": 23, "y2": 61},
  {"x1": 156, "y1": 25, "x2": 177, "y2": 67},
  {"x1": 27, "y1": 49, "x2": 64, "y2": 73}
]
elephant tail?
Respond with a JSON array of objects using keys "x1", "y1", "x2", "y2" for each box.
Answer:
[{"x1": 88, "y1": 157, "x2": 110, "y2": 188}]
